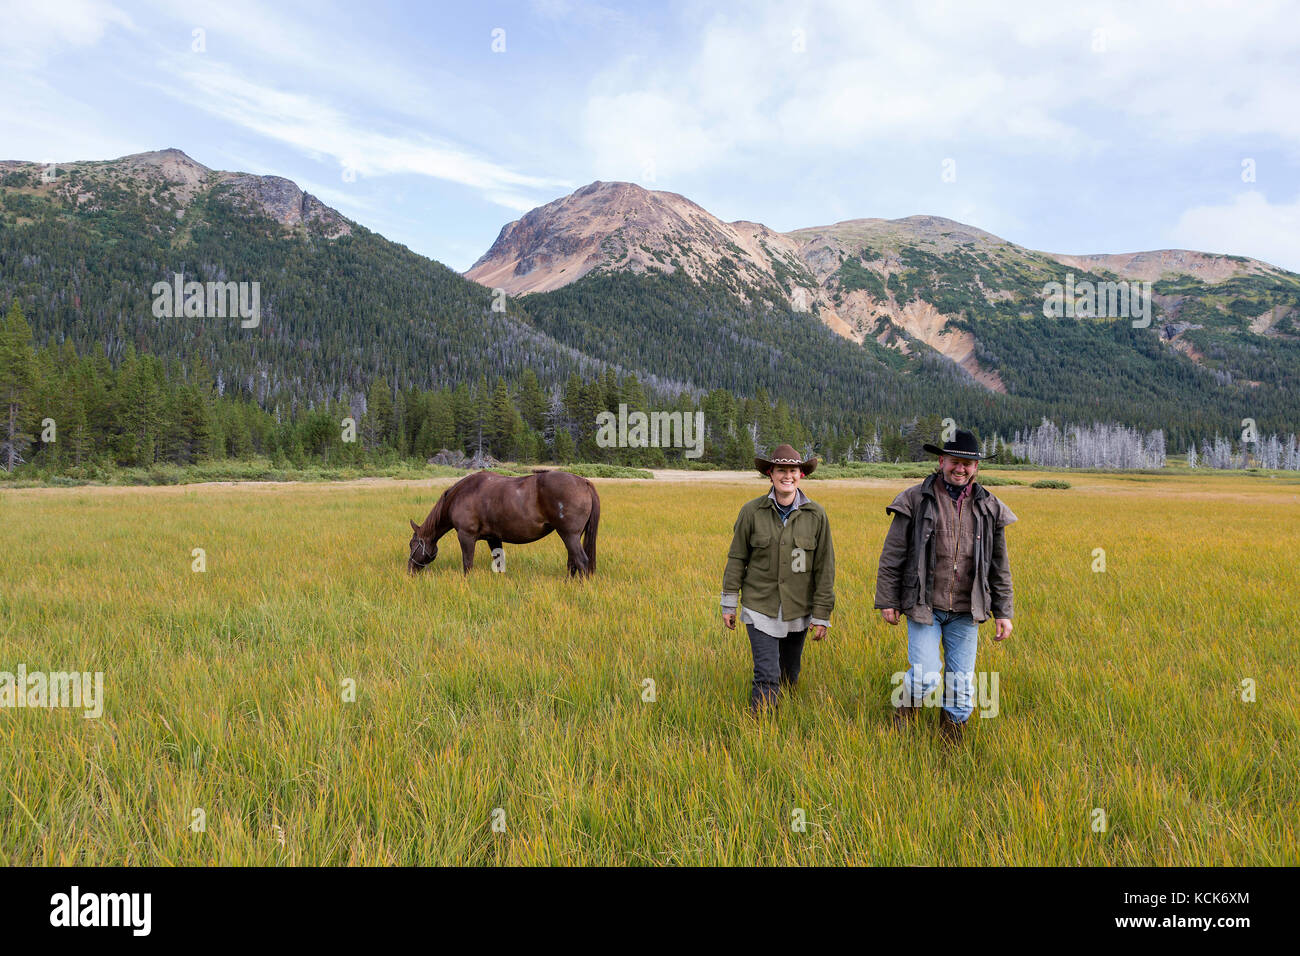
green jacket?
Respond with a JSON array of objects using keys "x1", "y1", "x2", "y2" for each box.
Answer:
[{"x1": 722, "y1": 494, "x2": 836, "y2": 621}]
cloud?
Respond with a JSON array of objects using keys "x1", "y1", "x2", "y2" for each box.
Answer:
[
  {"x1": 136, "y1": 0, "x2": 475, "y2": 127},
  {"x1": 155, "y1": 59, "x2": 571, "y2": 210},
  {"x1": 1167, "y1": 191, "x2": 1300, "y2": 273},
  {"x1": 581, "y1": 0, "x2": 1300, "y2": 181},
  {"x1": 0, "y1": 0, "x2": 133, "y2": 68}
]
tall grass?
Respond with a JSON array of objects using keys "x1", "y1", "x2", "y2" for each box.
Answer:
[{"x1": 1, "y1": 471, "x2": 1296, "y2": 864}]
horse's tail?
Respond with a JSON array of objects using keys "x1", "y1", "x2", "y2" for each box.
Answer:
[{"x1": 582, "y1": 480, "x2": 600, "y2": 575}]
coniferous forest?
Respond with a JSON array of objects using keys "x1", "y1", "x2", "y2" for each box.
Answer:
[{"x1": 3, "y1": 156, "x2": 1299, "y2": 478}]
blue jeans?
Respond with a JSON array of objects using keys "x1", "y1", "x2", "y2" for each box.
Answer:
[{"x1": 903, "y1": 610, "x2": 979, "y2": 722}]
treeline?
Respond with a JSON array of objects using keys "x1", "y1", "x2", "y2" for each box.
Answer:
[
  {"x1": 1, "y1": 299, "x2": 988, "y2": 474},
  {"x1": 9, "y1": 297, "x2": 1294, "y2": 478}
]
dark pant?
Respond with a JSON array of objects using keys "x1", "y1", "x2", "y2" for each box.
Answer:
[{"x1": 746, "y1": 624, "x2": 808, "y2": 711}]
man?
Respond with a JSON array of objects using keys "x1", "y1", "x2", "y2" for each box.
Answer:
[
  {"x1": 874, "y1": 429, "x2": 1017, "y2": 742},
  {"x1": 721, "y1": 444, "x2": 836, "y2": 714}
]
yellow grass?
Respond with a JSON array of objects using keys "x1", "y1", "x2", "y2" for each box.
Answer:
[{"x1": 1, "y1": 470, "x2": 1297, "y2": 865}]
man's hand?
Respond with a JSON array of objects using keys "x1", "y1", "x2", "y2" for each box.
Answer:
[
  {"x1": 722, "y1": 611, "x2": 736, "y2": 630},
  {"x1": 994, "y1": 618, "x2": 1013, "y2": 641},
  {"x1": 880, "y1": 608, "x2": 901, "y2": 626},
  {"x1": 811, "y1": 624, "x2": 827, "y2": 641}
]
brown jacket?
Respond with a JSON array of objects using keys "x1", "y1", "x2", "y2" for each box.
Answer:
[{"x1": 873, "y1": 473, "x2": 1016, "y2": 624}]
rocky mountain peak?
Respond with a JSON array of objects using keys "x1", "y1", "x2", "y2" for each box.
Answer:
[{"x1": 466, "y1": 179, "x2": 814, "y2": 300}]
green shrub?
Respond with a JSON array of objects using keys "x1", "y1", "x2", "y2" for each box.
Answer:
[{"x1": 555, "y1": 463, "x2": 654, "y2": 479}]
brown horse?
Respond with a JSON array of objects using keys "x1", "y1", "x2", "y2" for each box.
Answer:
[{"x1": 408, "y1": 470, "x2": 600, "y2": 576}]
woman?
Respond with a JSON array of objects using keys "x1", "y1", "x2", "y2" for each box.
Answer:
[{"x1": 720, "y1": 444, "x2": 836, "y2": 714}]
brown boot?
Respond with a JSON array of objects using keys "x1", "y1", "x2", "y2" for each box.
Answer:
[
  {"x1": 938, "y1": 708, "x2": 966, "y2": 744},
  {"x1": 892, "y1": 702, "x2": 922, "y2": 730}
]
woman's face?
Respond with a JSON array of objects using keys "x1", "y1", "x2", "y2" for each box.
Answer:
[{"x1": 770, "y1": 465, "x2": 802, "y2": 498}]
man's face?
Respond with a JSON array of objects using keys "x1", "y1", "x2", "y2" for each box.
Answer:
[
  {"x1": 770, "y1": 465, "x2": 802, "y2": 499},
  {"x1": 940, "y1": 454, "x2": 978, "y2": 485}
]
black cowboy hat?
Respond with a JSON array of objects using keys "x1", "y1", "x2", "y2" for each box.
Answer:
[
  {"x1": 755, "y1": 443, "x2": 818, "y2": 477},
  {"x1": 922, "y1": 428, "x2": 995, "y2": 461}
]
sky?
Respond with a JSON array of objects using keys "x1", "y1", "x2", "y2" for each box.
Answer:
[{"x1": 2, "y1": 0, "x2": 1299, "y2": 273}]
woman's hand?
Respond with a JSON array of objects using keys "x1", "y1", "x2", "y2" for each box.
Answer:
[
  {"x1": 722, "y1": 611, "x2": 736, "y2": 630},
  {"x1": 881, "y1": 608, "x2": 901, "y2": 625},
  {"x1": 811, "y1": 624, "x2": 827, "y2": 641}
]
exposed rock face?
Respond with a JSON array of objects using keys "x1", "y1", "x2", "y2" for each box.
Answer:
[
  {"x1": 466, "y1": 181, "x2": 815, "y2": 302},
  {"x1": 223, "y1": 173, "x2": 351, "y2": 238},
  {"x1": 466, "y1": 185, "x2": 1296, "y2": 394},
  {"x1": 1250, "y1": 305, "x2": 1294, "y2": 335},
  {"x1": 1047, "y1": 249, "x2": 1267, "y2": 283}
]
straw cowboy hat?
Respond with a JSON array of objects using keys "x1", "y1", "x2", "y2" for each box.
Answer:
[{"x1": 755, "y1": 443, "x2": 818, "y2": 477}]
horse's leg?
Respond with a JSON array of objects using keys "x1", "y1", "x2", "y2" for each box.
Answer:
[
  {"x1": 559, "y1": 530, "x2": 588, "y2": 578},
  {"x1": 457, "y1": 530, "x2": 477, "y2": 574},
  {"x1": 486, "y1": 535, "x2": 504, "y2": 573}
]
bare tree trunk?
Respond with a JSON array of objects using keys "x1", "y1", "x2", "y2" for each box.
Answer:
[{"x1": 6, "y1": 401, "x2": 15, "y2": 472}]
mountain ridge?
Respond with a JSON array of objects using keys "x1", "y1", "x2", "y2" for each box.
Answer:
[
  {"x1": 1, "y1": 148, "x2": 353, "y2": 240},
  {"x1": 3, "y1": 149, "x2": 1298, "y2": 447},
  {"x1": 468, "y1": 183, "x2": 1291, "y2": 294},
  {"x1": 0, "y1": 148, "x2": 618, "y2": 409},
  {"x1": 465, "y1": 180, "x2": 1299, "y2": 394}
]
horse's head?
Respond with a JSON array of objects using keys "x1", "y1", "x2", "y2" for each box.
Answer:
[{"x1": 408, "y1": 519, "x2": 437, "y2": 573}]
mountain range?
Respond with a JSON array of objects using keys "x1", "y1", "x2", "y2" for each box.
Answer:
[
  {"x1": 467, "y1": 179, "x2": 1298, "y2": 397},
  {"x1": 3, "y1": 148, "x2": 1298, "y2": 445}
]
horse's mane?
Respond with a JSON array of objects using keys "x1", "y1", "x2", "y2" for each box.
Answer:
[
  {"x1": 424, "y1": 483, "x2": 454, "y2": 532},
  {"x1": 428, "y1": 471, "x2": 485, "y2": 529}
]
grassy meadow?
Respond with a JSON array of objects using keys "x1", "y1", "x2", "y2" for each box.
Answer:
[{"x1": 1, "y1": 470, "x2": 1297, "y2": 865}]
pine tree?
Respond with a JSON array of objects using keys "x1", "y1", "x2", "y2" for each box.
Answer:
[
  {"x1": 414, "y1": 416, "x2": 435, "y2": 460},
  {"x1": 426, "y1": 390, "x2": 456, "y2": 453},
  {"x1": 554, "y1": 426, "x2": 576, "y2": 464},
  {"x1": 577, "y1": 378, "x2": 608, "y2": 460},
  {"x1": 518, "y1": 368, "x2": 547, "y2": 432},
  {"x1": 562, "y1": 374, "x2": 583, "y2": 435},
  {"x1": 0, "y1": 300, "x2": 37, "y2": 471},
  {"x1": 392, "y1": 389, "x2": 408, "y2": 456},
  {"x1": 470, "y1": 375, "x2": 491, "y2": 459},
  {"x1": 489, "y1": 379, "x2": 519, "y2": 460},
  {"x1": 364, "y1": 378, "x2": 394, "y2": 450}
]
